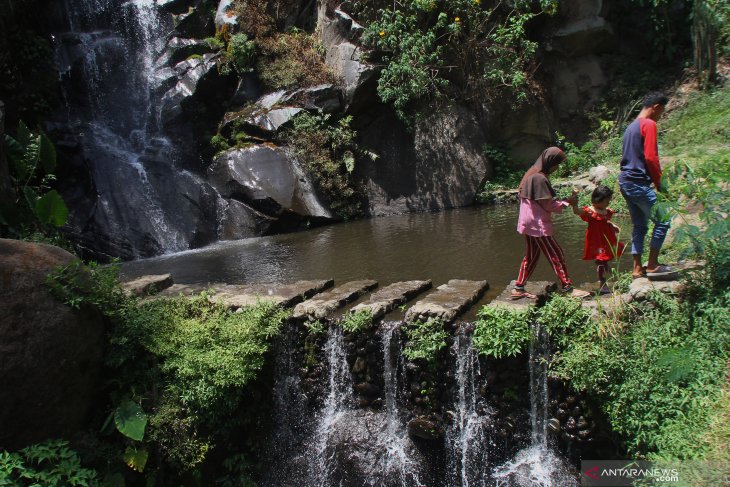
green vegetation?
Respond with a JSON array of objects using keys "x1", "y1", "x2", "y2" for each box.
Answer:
[
  {"x1": 1, "y1": 121, "x2": 69, "y2": 241},
  {"x1": 472, "y1": 305, "x2": 531, "y2": 358},
  {"x1": 225, "y1": 33, "x2": 256, "y2": 75},
  {"x1": 43, "y1": 262, "x2": 291, "y2": 482},
  {"x1": 0, "y1": 440, "x2": 101, "y2": 486},
  {"x1": 340, "y1": 310, "x2": 374, "y2": 333},
  {"x1": 285, "y1": 111, "x2": 369, "y2": 220},
  {"x1": 402, "y1": 318, "x2": 449, "y2": 362},
  {"x1": 472, "y1": 87, "x2": 730, "y2": 460},
  {"x1": 359, "y1": 0, "x2": 557, "y2": 122}
]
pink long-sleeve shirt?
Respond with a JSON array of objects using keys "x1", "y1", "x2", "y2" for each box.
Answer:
[{"x1": 516, "y1": 197, "x2": 569, "y2": 237}]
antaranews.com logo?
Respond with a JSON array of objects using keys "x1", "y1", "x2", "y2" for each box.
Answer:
[{"x1": 581, "y1": 460, "x2": 729, "y2": 486}]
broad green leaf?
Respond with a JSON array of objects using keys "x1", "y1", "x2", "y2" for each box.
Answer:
[
  {"x1": 17, "y1": 121, "x2": 31, "y2": 149},
  {"x1": 35, "y1": 190, "x2": 69, "y2": 227},
  {"x1": 39, "y1": 133, "x2": 57, "y2": 174},
  {"x1": 123, "y1": 447, "x2": 148, "y2": 473},
  {"x1": 114, "y1": 400, "x2": 148, "y2": 441}
]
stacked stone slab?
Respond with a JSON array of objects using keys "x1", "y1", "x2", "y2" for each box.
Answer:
[
  {"x1": 293, "y1": 280, "x2": 379, "y2": 319},
  {"x1": 350, "y1": 280, "x2": 432, "y2": 319},
  {"x1": 404, "y1": 279, "x2": 489, "y2": 323}
]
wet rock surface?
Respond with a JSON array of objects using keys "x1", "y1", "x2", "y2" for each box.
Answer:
[
  {"x1": 210, "y1": 279, "x2": 335, "y2": 309},
  {"x1": 122, "y1": 273, "x2": 174, "y2": 297},
  {"x1": 490, "y1": 280, "x2": 557, "y2": 310},
  {"x1": 351, "y1": 280, "x2": 432, "y2": 319},
  {"x1": 208, "y1": 145, "x2": 334, "y2": 221},
  {"x1": 293, "y1": 280, "x2": 379, "y2": 319},
  {"x1": 405, "y1": 279, "x2": 489, "y2": 323}
]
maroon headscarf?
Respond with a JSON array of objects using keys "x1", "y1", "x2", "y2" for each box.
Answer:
[{"x1": 517, "y1": 147, "x2": 566, "y2": 200}]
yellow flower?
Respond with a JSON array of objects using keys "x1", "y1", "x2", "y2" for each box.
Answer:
[
  {"x1": 379, "y1": 31, "x2": 385, "y2": 37},
  {"x1": 474, "y1": 0, "x2": 481, "y2": 4},
  {"x1": 454, "y1": 16, "x2": 461, "y2": 22}
]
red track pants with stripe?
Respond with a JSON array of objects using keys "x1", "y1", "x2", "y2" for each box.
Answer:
[{"x1": 515, "y1": 235, "x2": 573, "y2": 288}]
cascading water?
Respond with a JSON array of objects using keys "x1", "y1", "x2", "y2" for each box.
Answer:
[
  {"x1": 376, "y1": 322, "x2": 423, "y2": 487},
  {"x1": 446, "y1": 331, "x2": 491, "y2": 487},
  {"x1": 492, "y1": 323, "x2": 577, "y2": 486},
  {"x1": 54, "y1": 0, "x2": 218, "y2": 258},
  {"x1": 309, "y1": 326, "x2": 354, "y2": 486}
]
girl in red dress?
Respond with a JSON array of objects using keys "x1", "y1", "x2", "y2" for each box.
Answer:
[{"x1": 571, "y1": 186, "x2": 625, "y2": 294}]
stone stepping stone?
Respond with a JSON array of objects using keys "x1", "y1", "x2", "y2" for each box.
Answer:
[
  {"x1": 350, "y1": 280, "x2": 432, "y2": 319},
  {"x1": 628, "y1": 277, "x2": 683, "y2": 301},
  {"x1": 488, "y1": 280, "x2": 556, "y2": 311},
  {"x1": 293, "y1": 280, "x2": 379, "y2": 319},
  {"x1": 122, "y1": 274, "x2": 173, "y2": 297},
  {"x1": 155, "y1": 282, "x2": 208, "y2": 298},
  {"x1": 210, "y1": 279, "x2": 334, "y2": 309},
  {"x1": 405, "y1": 279, "x2": 489, "y2": 323}
]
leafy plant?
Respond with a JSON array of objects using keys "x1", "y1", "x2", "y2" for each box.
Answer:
[
  {"x1": 340, "y1": 310, "x2": 373, "y2": 334},
  {"x1": 226, "y1": 33, "x2": 256, "y2": 74},
  {"x1": 284, "y1": 111, "x2": 367, "y2": 220},
  {"x1": 361, "y1": 0, "x2": 557, "y2": 123},
  {"x1": 0, "y1": 440, "x2": 101, "y2": 486},
  {"x1": 1, "y1": 121, "x2": 68, "y2": 237},
  {"x1": 472, "y1": 305, "x2": 532, "y2": 358},
  {"x1": 403, "y1": 318, "x2": 448, "y2": 362}
]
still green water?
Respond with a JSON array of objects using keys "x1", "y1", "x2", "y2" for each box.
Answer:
[{"x1": 122, "y1": 205, "x2": 632, "y2": 311}]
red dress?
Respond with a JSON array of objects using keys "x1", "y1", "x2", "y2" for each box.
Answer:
[{"x1": 580, "y1": 206, "x2": 625, "y2": 261}]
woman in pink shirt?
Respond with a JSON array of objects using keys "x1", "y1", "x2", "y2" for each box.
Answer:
[{"x1": 511, "y1": 147, "x2": 590, "y2": 299}]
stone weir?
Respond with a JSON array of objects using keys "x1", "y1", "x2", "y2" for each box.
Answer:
[{"x1": 122, "y1": 274, "x2": 491, "y2": 323}]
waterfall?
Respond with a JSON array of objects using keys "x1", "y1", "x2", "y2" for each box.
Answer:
[
  {"x1": 377, "y1": 322, "x2": 423, "y2": 487},
  {"x1": 446, "y1": 331, "x2": 490, "y2": 487},
  {"x1": 492, "y1": 323, "x2": 577, "y2": 486},
  {"x1": 309, "y1": 326, "x2": 353, "y2": 486},
  {"x1": 54, "y1": 0, "x2": 217, "y2": 258}
]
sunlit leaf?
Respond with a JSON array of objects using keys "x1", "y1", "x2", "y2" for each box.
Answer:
[
  {"x1": 35, "y1": 190, "x2": 69, "y2": 227},
  {"x1": 114, "y1": 400, "x2": 148, "y2": 441},
  {"x1": 123, "y1": 446, "x2": 148, "y2": 473}
]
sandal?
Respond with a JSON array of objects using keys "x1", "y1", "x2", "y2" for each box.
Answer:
[
  {"x1": 632, "y1": 266, "x2": 647, "y2": 279},
  {"x1": 646, "y1": 264, "x2": 673, "y2": 274},
  {"x1": 510, "y1": 289, "x2": 537, "y2": 300},
  {"x1": 569, "y1": 289, "x2": 591, "y2": 299}
]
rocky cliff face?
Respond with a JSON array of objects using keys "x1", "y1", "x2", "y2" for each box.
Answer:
[{"x1": 45, "y1": 0, "x2": 624, "y2": 260}]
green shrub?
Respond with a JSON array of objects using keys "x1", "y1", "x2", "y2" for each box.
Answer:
[
  {"x1": 361, "y1": 1, "x2": 557, "y2": 123},
  {"x1": 403, "y1": 318, "x2": 448, "y2": 362},
  {"x1": 285, "y1": 111, "x2": 367, "y2": 220},
  {"x1": 472, "y1": 305, "x2": 532, "y2": 358},
  {"x1": 340, "y1": 310, "x2": 373, "y2": 334},
  {"x1": 227, "y1": 33, "x2": 256, "y2": 74},
  {"x1": 1, "y1": 121, "x2": 69, "y2": 239},
  {"x1": 0, "y1": 440, "x2": 101, "y2": 486}
]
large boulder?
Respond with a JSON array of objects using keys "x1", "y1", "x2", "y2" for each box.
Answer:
[
  {"x1": 356, "y1": 104, "x2": 491, "y2": 216},
  {"x1": 0, "y1": 239, "x2": 104, "y2": 449},
  {"x1": 208, "y1": 145, "x2": 334, "y2": 221}
]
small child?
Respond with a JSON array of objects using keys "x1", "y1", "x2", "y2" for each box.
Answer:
[{"x1": 571, "y1": 185, "x2": 625, "y2": 294}]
